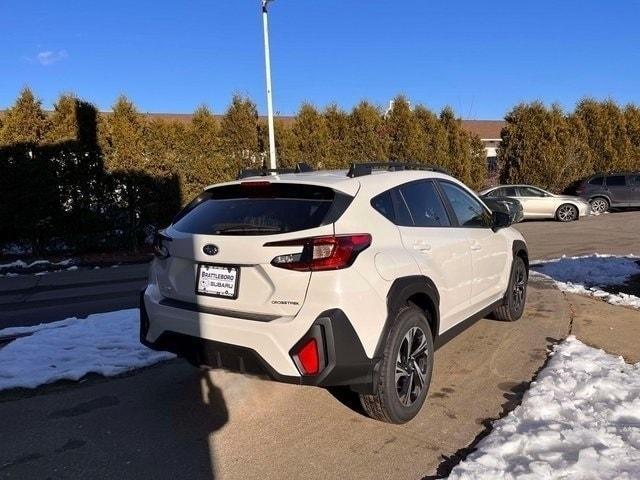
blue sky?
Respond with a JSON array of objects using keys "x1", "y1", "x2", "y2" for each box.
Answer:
[{"x1": 2, "y1": 1, "x2": 639, "y2": 119}]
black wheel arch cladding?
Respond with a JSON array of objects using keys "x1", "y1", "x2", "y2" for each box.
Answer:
[{"x1": 375, "y1": 275, "x2": 440, "y2": 358}]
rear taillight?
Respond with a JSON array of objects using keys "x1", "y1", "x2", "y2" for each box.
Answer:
[{"x1": 265, "y1": 234, "x2": 372, "y2": 271}]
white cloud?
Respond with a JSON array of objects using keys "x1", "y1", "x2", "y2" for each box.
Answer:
[{"x1": 35, "y1": 49, "x2": 69, "y2": 66}]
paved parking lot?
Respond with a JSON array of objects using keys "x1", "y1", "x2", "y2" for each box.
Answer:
[
  {"x1": 514, "y1": 210, "x2": 640, "y2": 260},
  {"x1": 1, "y1": 212, "x2": 639, "y2": 479}
]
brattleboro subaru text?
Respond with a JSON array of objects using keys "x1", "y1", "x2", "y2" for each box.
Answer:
[{"x1": 141, "y1": 163, "x2": 528, "y2": 423}]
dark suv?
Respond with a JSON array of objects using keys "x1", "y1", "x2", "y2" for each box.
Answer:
[{"x1": 577, "y1": 172, "x2": 640, "y2": 213}]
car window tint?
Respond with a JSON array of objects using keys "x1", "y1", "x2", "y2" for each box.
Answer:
[
  {"x1": 172, "y1": 183, "x2": 339, "y2": 235},
  {"x1": 439, "y1": 182, "x2": 492, "y2": 228},
  {"x1": 607, "y1": 175, "x2": 626, "y2": 187},
  {"x1": 588, "y1": 176, "x2": 603, "y2": 186},
  {"x1": 629, "y1": 175, "x2": 640, "y2": 186},
  {"x1": 398, "y1": 181, "x2": 450, "y2": 227},
  {"x1": 518, "y1": 186, "x2": 546, "y2": 197},
  {"x1": 370, "y1": 191, "x2": 395, "y2": 223},
  {"x1": 485, "y1": 188, "x2": 502, "y2": 197},
  {"x1": 503, "y1": 187, "x2": 518, "y2": 196}
]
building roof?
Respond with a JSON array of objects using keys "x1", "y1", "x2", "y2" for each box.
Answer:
[{"x1": 460, "y1": 120, "x2": 505, "y2": 140}]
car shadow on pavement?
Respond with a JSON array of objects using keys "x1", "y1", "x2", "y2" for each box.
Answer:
[{"x1": 0, "y1": 361, "x2": 228, "y2": 480}]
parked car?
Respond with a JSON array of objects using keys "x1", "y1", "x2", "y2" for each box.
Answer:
[
  {"x1": 576, "y1": 172, "x2": 640, "y2": 214},
  {"x1": 141, "y1": 162, "x2": 529, "y2": 424},
  {"x1": 480, "y1": 196, "x2": 524, "y2": 224},
  {"x1": 479, "y1": 185, "x2": 590, "y2": 222}
]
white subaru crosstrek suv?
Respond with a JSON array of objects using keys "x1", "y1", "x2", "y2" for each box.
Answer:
[{"x1": 141, "y1": 163, "x2": 529, "y2": 423}]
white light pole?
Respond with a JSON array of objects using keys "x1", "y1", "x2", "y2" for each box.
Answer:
[{"x1": 262, "y1": 0, "x2": 277, "y2": 169}]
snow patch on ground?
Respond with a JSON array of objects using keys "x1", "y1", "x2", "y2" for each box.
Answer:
[
  {"x1": 0, "y1": 258, "x2": 73, "y2": 269},
  {"x1": 449, "y1": 336, "x2": 640, "y2": 479},
  {"x1": 0, "y1": 309, "x2": 175, "y2": 391},
  {"x1": 532, "y1": 254, "x2": 640, "y2": 309}
]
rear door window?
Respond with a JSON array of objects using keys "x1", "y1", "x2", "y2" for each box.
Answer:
[
  {"x1": 172, "y1": 183, "x2": 348, "y2": 235},
  {"x1": 502, "y1": 187, "x2": 518, "y2": 196},
  {"x1": 517, "y1": 186, "x2": 547, "y2": 197},
  {"x1": 588, "y1": 176, "x2": 604, "y2": 186},
  {"x1": 606, "y1": 175, "x2": 627, "y2": 187},
  {"x1": 398, "y1": 181, "x2": 451, "y2": 227}
]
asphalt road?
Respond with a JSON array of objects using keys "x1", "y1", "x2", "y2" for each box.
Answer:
[
  {"x1": 0, "y1": 264, "x2": 148, "y2": 329},
  {"x1": 1, "y1": 211, "x2": 639, "y2": 479}
]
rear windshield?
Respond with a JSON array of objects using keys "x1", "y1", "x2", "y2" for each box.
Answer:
[{"x1": 172, "y1": 183, "x2": 347, "y2": 235}]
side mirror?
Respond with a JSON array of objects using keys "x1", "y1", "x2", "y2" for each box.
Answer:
[{"x1": 491, "y1": 210, "x2": 512, "y2": 232}]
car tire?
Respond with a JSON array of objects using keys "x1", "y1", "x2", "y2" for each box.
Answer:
[
  {"x1": 359, "y1": 306, "x2": 434, "y2": 424},
  {"x1": 493, "y1": 256, "x2": 527, "y2": 322},
  {"x1": 589, "y1": 197, "x2": 609, "y2": 214},
  {"x1": 555, "y1": 203, "x2": 579, "y2": 222}
]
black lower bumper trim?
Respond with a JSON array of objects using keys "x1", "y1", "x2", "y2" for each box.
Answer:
[{"x1": 140, "y1": 294, "x2": 377, "y2": 392}]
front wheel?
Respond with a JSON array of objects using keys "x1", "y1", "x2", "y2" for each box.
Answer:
[
  {"x1": 556, "y1": 204, "x2": 579, "y2": 222},
  {"x1": 493, "y1": 256, "x2": 527, "y2": 322},
  {"x1": 359, "y1": 306, "x2": 434, "y2": 424}
]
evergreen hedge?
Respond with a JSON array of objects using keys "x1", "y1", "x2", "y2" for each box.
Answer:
[{"x1": 0, "y1": 89, "x2": 489, "y2": 254}]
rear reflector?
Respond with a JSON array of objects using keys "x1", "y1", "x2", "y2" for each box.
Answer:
[
  {"x1": 295, "y1": 338, "x2": 320, "y2": 375},
  {"x1": 265, "y1": 234, "x2": 372, "y2": 271}
]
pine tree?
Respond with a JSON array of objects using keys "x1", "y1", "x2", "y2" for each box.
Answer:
[
  {"x1": 271, "y1": 119, "x2": 299, "y2": 168},
  {"x1": 348, "y1": 101, "x2": 388, "y2": 162},
  {"x1": 219, "y1": 95, "x2": 260, "y2": 177},
  {"x1": 45, "y1": 94, "x2": 107, "y2": 249},
  {"x1": 385, "y1": 95, "x2": 424, "y2": 162},
  {"x1": 624, "y1": 105, "x2": 640, "y2": 170},
  {"x1": 573, "y1": 99, "x2": 631, "y2": 173},
  {"x1": 99, "y1": 96, "x2": 148, "y2": 249},
  {"x1": 0, "y1": 87, "x2": 49, "y2": 145},
  {"x1": 182, "y1": 105, "x2": 222, "y2": 199},
  {"x1": 0, "y1": 88, "x2": 56, "y2": 250},
  {"x1": 323, "y1": 104, "x2": 350, "y2": 169},
  {"x1": 413, "y1": 105, "x2": 449, "y2": 166},
  {"x1": 440, "y1": 107, "x2": 473, "y2": 185},
  {"x1": 292, "y1": 103, "x2": 330, "y2": 169},
  {"x1": 499, "y1": 102, "x2": 591, "y2": 192}
]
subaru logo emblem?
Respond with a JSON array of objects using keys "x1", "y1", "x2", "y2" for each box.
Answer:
[{"x1": 203, "y1": 244, "x2": 219, "y2": 256}]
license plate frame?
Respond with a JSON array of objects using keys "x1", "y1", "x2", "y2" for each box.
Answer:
[{"x1": 195, "y1": 263, "x2": 240, "y2": 299}]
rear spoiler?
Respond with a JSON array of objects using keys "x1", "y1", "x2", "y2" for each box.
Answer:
[{"x1": 237, "y1": 163, "x2": 314, "y2": 180}]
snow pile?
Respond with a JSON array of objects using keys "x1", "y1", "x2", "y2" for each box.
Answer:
[
  {"x1": 449, "y1": 337, "x2": 640, "y2": 479},
  {"x1": 0, "y1": 309, "x2": 175, "y2": 391},
  {"x1": 532, "y1": 254, "x2": 640, "y2": 309}
]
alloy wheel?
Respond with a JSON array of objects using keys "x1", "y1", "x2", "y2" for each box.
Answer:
[
  {"x1": 590, "y1": 198, "x2": 608, "y2": 214},
  {"x1": 558, "y1": 205, "x2": 577, "y2": 221},
  {"x1": 395, "y1": 327, "x2": 429, "y2": 406},
  {"x1": 512, "y1": 262, "x2": 526, "y2": 311}
]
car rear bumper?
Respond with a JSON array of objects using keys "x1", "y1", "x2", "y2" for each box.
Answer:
[{"x1": 140, "y1": 288, "x2": 378, "y2": 392}]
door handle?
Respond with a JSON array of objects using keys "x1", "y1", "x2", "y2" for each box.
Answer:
[{"x1": 470, "y1": 244, "x2": 482, "y2": 251}]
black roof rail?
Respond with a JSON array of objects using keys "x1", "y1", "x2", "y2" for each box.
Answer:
[
  {"x1": 237, "y1": 162, "x2": 314, "y2": 180},
  {"x1": 346, "y1": 162, "x2": 451, "y2": 178}
]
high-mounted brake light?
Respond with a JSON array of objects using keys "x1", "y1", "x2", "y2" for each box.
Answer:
[
  {"x1": 265, "y1": 234, "x2": 372, "y2": 271},
  {"x1": 240, "y1": 181, "x2": 272, "y2": 187}
]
